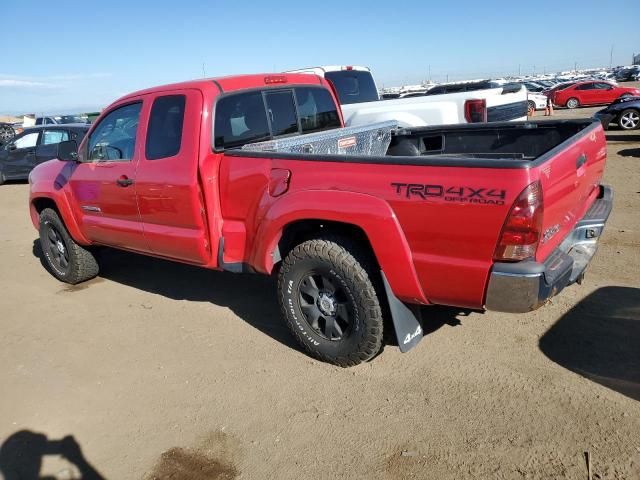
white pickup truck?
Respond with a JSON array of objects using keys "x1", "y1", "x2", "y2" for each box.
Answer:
[{"x1": 288, "y1": 66, "x2": 528, "y2": 127}]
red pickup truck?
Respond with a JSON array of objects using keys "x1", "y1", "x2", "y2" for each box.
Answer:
[{"x1": 28, "y1": 73, "x2": 612, "y2": 366}]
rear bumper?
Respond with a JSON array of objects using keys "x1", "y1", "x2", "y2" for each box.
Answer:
[
  {"x1": 593, "y1": 110, "x2": 616, "y2": 130},
  {"x1": 485, "y1": 185, "x2": 613, "y2": 313}
]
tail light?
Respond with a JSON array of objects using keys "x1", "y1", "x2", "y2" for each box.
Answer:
[
  {"x1": 464, "y1": 99, "x2": 487, "y2": 123},
  {"x1": 494, "y1": 181, "x2": 544, "y2": 262}
]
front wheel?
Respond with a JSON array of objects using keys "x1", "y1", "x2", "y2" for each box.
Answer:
[
  {"x1": 618, "y1": 109, "x2": 640, "y2": 130},
  {"x1": 277, "y1": 236, "x2": 384, "y2": 366},
  {"x1": 39, "y1": 208, "x2": 99, "y2": 284},
  {"x1": 566, "y1": 97, "x2": 579, "y2": 109}
]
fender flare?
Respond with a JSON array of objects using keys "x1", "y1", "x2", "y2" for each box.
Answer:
[
  {"x1": 251, "y1": 189, "x2": 427, "y2": 304},
  {"x1": 30, "y1": 187, "x2": 90, "y2": 245}
]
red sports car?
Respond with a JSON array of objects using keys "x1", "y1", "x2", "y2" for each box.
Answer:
[{"x1": 548, "y1": 81, "x2": 640, "y2": 109}]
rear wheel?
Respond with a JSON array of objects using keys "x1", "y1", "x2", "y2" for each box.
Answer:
[
  {"x1": 39, "y1": 208, "x2": 99, "y2": 284},
  {"x1": 277, "y1": 236, "x2": 384, "y2": 366},
  {"x1": 618, "y1": 109, "x2": 640, "y2": 130},
  {"x1": 566, "y1": 97, "x2": 579, "y2": 109}
]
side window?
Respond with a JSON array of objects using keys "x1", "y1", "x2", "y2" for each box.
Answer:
[
  {"x1": 264, "y1": 90, "x2": 298, "y2": 137},
  {"x1": 214, "y1": 92, "x2": 270, "y2": 149},
  {"x1": 35, "y1": 118, "x2": 43, "y2": 126},
  {"x1": 42, "y1": 130, "x2": 69, "y2": 145},
  {"x1": 87, "y1": 103, "x2": 142, "y2": 161},
  {"x1": 575, "y1": 83, "x2": 593, "y2": 91},
  {"x1": 295, "y1": 87, "x2": 341, "y2": 133},
  {"x1": 595, "y1": 83, "x2": 612, "y2": 90},
  {"x1": 14, "y1": 132, "x2": 39, "y2": 149},
  {"x1": 146, "y1": 95, "x2": 186, "y2": 160}
]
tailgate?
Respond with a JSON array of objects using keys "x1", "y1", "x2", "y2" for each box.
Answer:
[
  {"x1": 484, "y1": 84, "x2": 528, "y2": 121},
  {"x1": 534, "y1": 121, "x2": 607, "y2": 261}
]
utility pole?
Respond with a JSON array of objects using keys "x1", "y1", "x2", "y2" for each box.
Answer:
[
  {"x1": 574, "y1": 61, "x2": 577, "y2": 72},
  {"x1": 518, "y1": 64, "x2": 521, "y2": 76},
  {"x1": 609, "y1": 45, "x2": 614, "y2": 68}
]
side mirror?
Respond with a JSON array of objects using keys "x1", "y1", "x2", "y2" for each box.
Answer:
[{"x1": 57, "y1": 140, "x2": 79, "y2": 162}]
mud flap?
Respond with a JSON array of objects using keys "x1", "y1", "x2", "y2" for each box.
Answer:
[{"x1": 381, "y1": 271, "x2": 423, "y2": 353}]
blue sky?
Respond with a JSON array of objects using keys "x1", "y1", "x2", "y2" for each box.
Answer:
[{"x1": 2, "y1": 0, "x2": 639, "y2": 115}]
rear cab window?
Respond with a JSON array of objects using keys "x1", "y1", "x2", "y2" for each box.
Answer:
[
  {"x1": 323, "y1": 70, "x2": 379, "y2": 105},
  {"x1": 213, "y1": 86, "x2": 341, "y2": 150}
]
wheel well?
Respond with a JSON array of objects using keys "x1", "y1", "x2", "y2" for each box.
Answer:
[
  {"x1": 32, "y1": 197, "x2": 59, "y2": 216},
  {"x1": 277, "y1": 220, "x2": 379, "y2": 269}
]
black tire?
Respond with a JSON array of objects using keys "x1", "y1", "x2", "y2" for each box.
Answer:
[
  {"x1": 618, "y1": 108, "x2": 640, "y2": 130},
  {"x1": 527, "y1": 101, "x2": 536, "y2": 115},
  {"x1": 39, "y1": 208, "x2": 99, "y2": 284},
  {"x1": 278, "y1": 236, "x2": 384, "y2": 367},
  {"x1": 0, "y1": 123, "x2": 14, "y2": 145},
  {"x1": 0, "y1": 171, "x2": 5, "y2": 186},
  {"x1": 566, "y1": 97, "x2": 579, "y2": 109}
]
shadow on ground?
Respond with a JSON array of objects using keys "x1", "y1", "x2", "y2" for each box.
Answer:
[
  {"x1": 32, "y1": 242, "x2": 466, "y2": 356},
  {"x1": 606, "y1": 133, "x2": 640, "y2": 142},
  {"x1": 617, "y1": 147, "x2": 640, "y2": 157},
  {"x1": 539, "y1": 286, "x2": 640, "y2": 401},
  {"x1": 0, "y1": 430, "x2": 104, "y2": 480},
  {"x1": 32, "y1": 241, "x2": 301, "y2": 353}
]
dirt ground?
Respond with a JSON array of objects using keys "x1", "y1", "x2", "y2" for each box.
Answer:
[{"x1": 1, "y1": 95, "x2": 639, "y2": 479}]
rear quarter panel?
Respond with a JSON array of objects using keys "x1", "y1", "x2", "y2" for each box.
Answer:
[{"x1": 219, "y1": 154, "x2": 533, "y2": 308}]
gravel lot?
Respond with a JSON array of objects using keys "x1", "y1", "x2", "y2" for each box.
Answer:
[{"x1": 1, "y1": 95, "x2": 639, "y2": 479}]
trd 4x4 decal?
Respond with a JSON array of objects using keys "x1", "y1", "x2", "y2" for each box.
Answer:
[{"x1": 391, "y1": 183, "x2": 506, "y2": 205}]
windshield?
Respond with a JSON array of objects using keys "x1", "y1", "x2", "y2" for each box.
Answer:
[{"x1": 324, "y1": 70, "x2": 379, "y2": 105}]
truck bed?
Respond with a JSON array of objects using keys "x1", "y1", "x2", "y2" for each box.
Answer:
[{"x1": 233, "y1": 119, "x2": 597, "y2": 167}]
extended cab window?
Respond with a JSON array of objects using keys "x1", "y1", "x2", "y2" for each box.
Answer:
[
  {"x1": 295, "y1": 87, "x2": 341, "y2": 133},
  {"x1": 146, "y1": 95, "x2": 185, "y2": 160},
  {"x1": 214, "y1": 92, "x2": 270, "y2": 149},
  {"x1": 88, "y1": 103, "x2": 141, "y2": 161}
]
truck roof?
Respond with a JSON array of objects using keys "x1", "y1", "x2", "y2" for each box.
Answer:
[{"x1": 113, "y1": 73, "x2": 324, "y2": 105}]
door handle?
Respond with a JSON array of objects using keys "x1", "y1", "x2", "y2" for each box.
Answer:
[
  {"x1": 116, "y1": 175, "x2": 134, "y2": 187},
  {"x1": 576, "y1": 154, "x2": 587, "y2": 169}
]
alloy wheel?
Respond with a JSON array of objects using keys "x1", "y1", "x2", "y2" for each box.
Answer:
[
  {"x1": 620, "y1": 111, "x2": 640, "y2": 130},
  {"x1": 298, "y1": 272, "x2": 354, "y2": 341},
  {"x1": 45, "y1": 222, "x2": 70, "y2": 273}
]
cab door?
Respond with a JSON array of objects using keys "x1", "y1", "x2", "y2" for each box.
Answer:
[
  {"x1": 134, "y1": 90, "x2": 211, "y2": 264},
  {"x1": 68, "y1": 101, "x2": 147, "y2": 251},
  {"x1": 3, "y1": 130, "x2": 40, "y2": 177}
]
